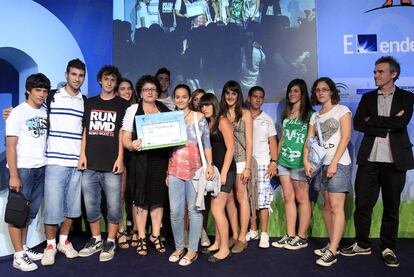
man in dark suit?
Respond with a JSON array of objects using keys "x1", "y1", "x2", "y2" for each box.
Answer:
[{"x1": 340, "y1": 56, "x2": 414, "y2": 267}]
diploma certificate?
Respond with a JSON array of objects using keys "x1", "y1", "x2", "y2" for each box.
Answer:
[{"x1": 135, "y1": 111, "x2": 188, "y2": 150}]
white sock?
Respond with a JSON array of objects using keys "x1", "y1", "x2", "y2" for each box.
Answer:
[
  {"x1": 107, "y1": 238, "x2": 115, "y2": 243},
  {"x1": 47, "y1": 239, "x2": 56, "y2": 248},
  {"x1": 23, "y1": 244, "x2": 27, "y2": 251},
  {"x1": 93, "y1": 235, "x2": 102, "y2": 242},
  {"x1": 59, "y1": 234, "x2": 68, "y2": 244},
  {"x1": 14, "y1": 250, "x2": 24, "y2": 259}
]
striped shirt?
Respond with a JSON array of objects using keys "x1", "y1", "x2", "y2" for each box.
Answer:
[{"x1": 46, "y1": 88, "x2": 84, "y2": 167}]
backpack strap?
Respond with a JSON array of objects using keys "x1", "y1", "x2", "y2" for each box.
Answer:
[{"x1": 46, "y1": 89, "x2": 57, "y2": 136}]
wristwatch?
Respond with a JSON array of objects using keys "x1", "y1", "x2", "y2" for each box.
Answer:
[{"x1": 270, "y1": 159, "x2": 278, "y2": 164}]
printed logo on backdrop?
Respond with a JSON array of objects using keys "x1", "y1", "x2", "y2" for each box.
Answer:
[
  {"x1": 344, "y1": 2, "x2": 414, "y2": 55},
  {"x1": 89, "y1": 109, "x2": 117, "y2": 137},
  {"x1": 344, "y1": 34, "x2": 414, "y2": 54}
]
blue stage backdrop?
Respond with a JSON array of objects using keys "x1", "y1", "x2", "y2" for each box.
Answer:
[{"x1": 314, "y1": 0, "x2": 414, "y2": 237}]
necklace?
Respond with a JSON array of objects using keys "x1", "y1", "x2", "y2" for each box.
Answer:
[{"x1": 184, "y1": 110, "x2": 191, "y2": 119}]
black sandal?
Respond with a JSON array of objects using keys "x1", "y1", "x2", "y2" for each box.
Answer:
[
  {"x1": 117, "y1": 230, "x2": 130, "y2": 249},
  {"x1": 130, "y1": 230, "x2": 139, "y2": 247},
  {"x1": 136, "y1": 238, "x2": 148, "y2": 256},
  {"x1": 150, "y1": 235, "x2": 166, "y2": 253}
]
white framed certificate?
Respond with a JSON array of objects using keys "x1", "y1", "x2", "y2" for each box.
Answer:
[
  {"x1": 135, "y1": 111, "x2": 188, "y2": 150},
  {"x1": 185, "y1": 2, "x2": 205, "y2": 17}
]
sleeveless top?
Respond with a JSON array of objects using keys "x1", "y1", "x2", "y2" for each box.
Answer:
[
  {"x1": 210, "y1": 130, "x2": 236, "y2": 172},
  {"x1": 232, "y1": 119, "x2": 246, "y2": 163}
]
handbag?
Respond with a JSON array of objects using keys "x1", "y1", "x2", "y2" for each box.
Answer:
[
  {"x1": 192, "y1": 112, "x2": 220, "y2": 193},
  {"x1": 4, "y1": 190, "x2": 30, "y2": 228},
  {"x1": 307, "y1": 115, "x2": 327, "y2": 178}
]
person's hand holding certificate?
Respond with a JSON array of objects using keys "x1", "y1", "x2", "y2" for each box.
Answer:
[{"x1": 135, "y1": 111, "x2": 188, "y2": 150}]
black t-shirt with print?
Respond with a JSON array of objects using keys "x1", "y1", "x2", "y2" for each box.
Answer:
[
  {"x1": 83, "y1": 95, "x2": 129, "y2": 172},
  {"x1": 159, "y1": 0, "x2": 175, "y2": 27}
]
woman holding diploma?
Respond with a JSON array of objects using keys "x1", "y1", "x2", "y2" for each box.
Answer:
[
  {"x1": 122, "y1": 75, "x2": 170, "y2": 256},
  {"x1": 167, "y1": 84, "x2": 214, "y2": 266}
]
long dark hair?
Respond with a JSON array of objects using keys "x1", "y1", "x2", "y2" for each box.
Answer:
[
  {"x1": 200, "y1": 93, "x2": 220, "y2": 134},
  {"x1": 189, "y1": 89, "x2": 206, "y2": 111},
  {"x1": 220, "y1": 80, "x2": 243, "y2": 122},
  {"x1": 117, "y1": 77, "x2": 137, "y2": 104},
  {"x1": 282, "y1": 79, "x2": 312, "y2": 123}
]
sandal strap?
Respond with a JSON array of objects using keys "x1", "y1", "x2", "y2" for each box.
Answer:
[
  {"x1": 137, "y1": 238, "x2": 147, "y2": 249},
  {"x1": 118, "y1": 230, "x2": 128, "y2": 237},
  {"x1": 151, "y1": 235, "x2": 165, "y2": 251}
]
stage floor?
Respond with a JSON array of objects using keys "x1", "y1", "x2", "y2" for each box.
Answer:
[{"x1": 1, "y1": 236, "x2": 413, "y2": 276}]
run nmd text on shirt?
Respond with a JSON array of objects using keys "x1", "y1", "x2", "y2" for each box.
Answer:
[{"x1": 89, "y1": 109, "x2": 117, "y2": 137}]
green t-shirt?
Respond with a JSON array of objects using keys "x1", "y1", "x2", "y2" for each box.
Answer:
[{"x1": 278, "y1": 117, "x2": 309, "y2": 169}]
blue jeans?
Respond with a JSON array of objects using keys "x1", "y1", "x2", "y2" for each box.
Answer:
[
  {"x1": 168, "y1": 175, "x2": 202, "y2": 252},
  {"x1": 81, "y1": 169, "x2": 122, "y2": 224},
  {"x1": 8, "y1": 167, "x2": 45, "y2": 220},
  {"x1": 43, "y1": 165, "x2": 82, "y2": 224}
]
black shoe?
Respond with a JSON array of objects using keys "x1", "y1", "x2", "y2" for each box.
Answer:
[
  {"x1": 201, "y1": 247, "x2": 219, "y2": 255},
  {"x1": 382, "y1": 248, "x2": 399, "y2": 268},
  {"x1": 208, "y1": 251, "x2": 231, "y2": 263},
  {"x1": 340, "y1": 242, "x2": 371, "y2": 256},
  {"x1": 316, "y1": 249, "x2": 337, "y2": 267}
]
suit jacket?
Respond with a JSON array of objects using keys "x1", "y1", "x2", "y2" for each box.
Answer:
[{"x1": 354, "y1": 86, "x2": 414, "y2": 171}]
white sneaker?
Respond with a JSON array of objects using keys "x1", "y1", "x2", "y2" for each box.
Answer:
[
  {"x1": 99, "y1": 241, "x2": 116, "y2": 262},
  {"x1": 25, "y1": 247, "x2": 43, "y2": 261},
  {"x1": 58, "y1": 240, "x2": 79, "y2": 258},
  {"x1": 271, "y1": 234, "x2": 293, "y2": 248},
  {"x1": 13, "y1": 254, "x2": 38, "y2": 272},
  {"x1": 200, "y1": 228, "x2": 211, "y2": 247},
  {"x1": 41, "y1": 244, "x2": 57, "y2": 266},
  {"x1": 79, "y1": 238, "x2": 103, "y2": 257},
  {"x1": 259, "y1": 232, "x2": 270, "y2": 248},
  {"x1": 246, "y1": 229, "x2": 259, "y2": 242}
]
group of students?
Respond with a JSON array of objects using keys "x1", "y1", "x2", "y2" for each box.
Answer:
[{"x1": 5, "y1": 55, "x2": 413, "y2": 272}]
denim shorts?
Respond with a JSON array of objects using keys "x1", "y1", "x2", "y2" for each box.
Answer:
[
  {"x1": 7, "y1": 167, "x2": 45, "y2": 220},
  {"x1": 277, "y1": 164, "x2": 307, "y2": 181},
  {"x1": 314, "y1": 163, "x2": 352, "y2": 193},
  {"x1": 43, "y1": 165, "x2": 82, "y2": 224},
  {"x1": 81, "y1": 169, "x2": 122, "y2": 224}
]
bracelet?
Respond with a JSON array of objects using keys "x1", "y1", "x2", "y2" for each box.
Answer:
[
  {"x1": 270, "y1": 159, "x2": 278, "y2": 164},
  {"x1": 244, "y1": 167, "x2": 251, "y2": 171}
]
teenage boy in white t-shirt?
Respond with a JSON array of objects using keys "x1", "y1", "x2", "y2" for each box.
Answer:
[
  {"x1": 6, "y1": 73, "x2": 50, "y2": 272},
  {"x1": 246, "y1": 86, "x2": 278, "y2": 248},
  {"x1": 3, "y1": 59, "x2": 87, "y2": 267}
]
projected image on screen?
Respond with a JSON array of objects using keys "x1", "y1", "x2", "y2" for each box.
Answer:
[{"x1": 113, "y1": 0, "x2": 317, "y2": 101}]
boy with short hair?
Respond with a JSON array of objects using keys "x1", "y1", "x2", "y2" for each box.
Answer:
[
  {"x1": 246, "y1": 86, "x2": 278, "y2": 248},
  {"x1": 78, "y1": 65, "x2": 128, "y2": 262},
  {"x1": 6, "y1": 73, "x2": 50, "y2": 271}
]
